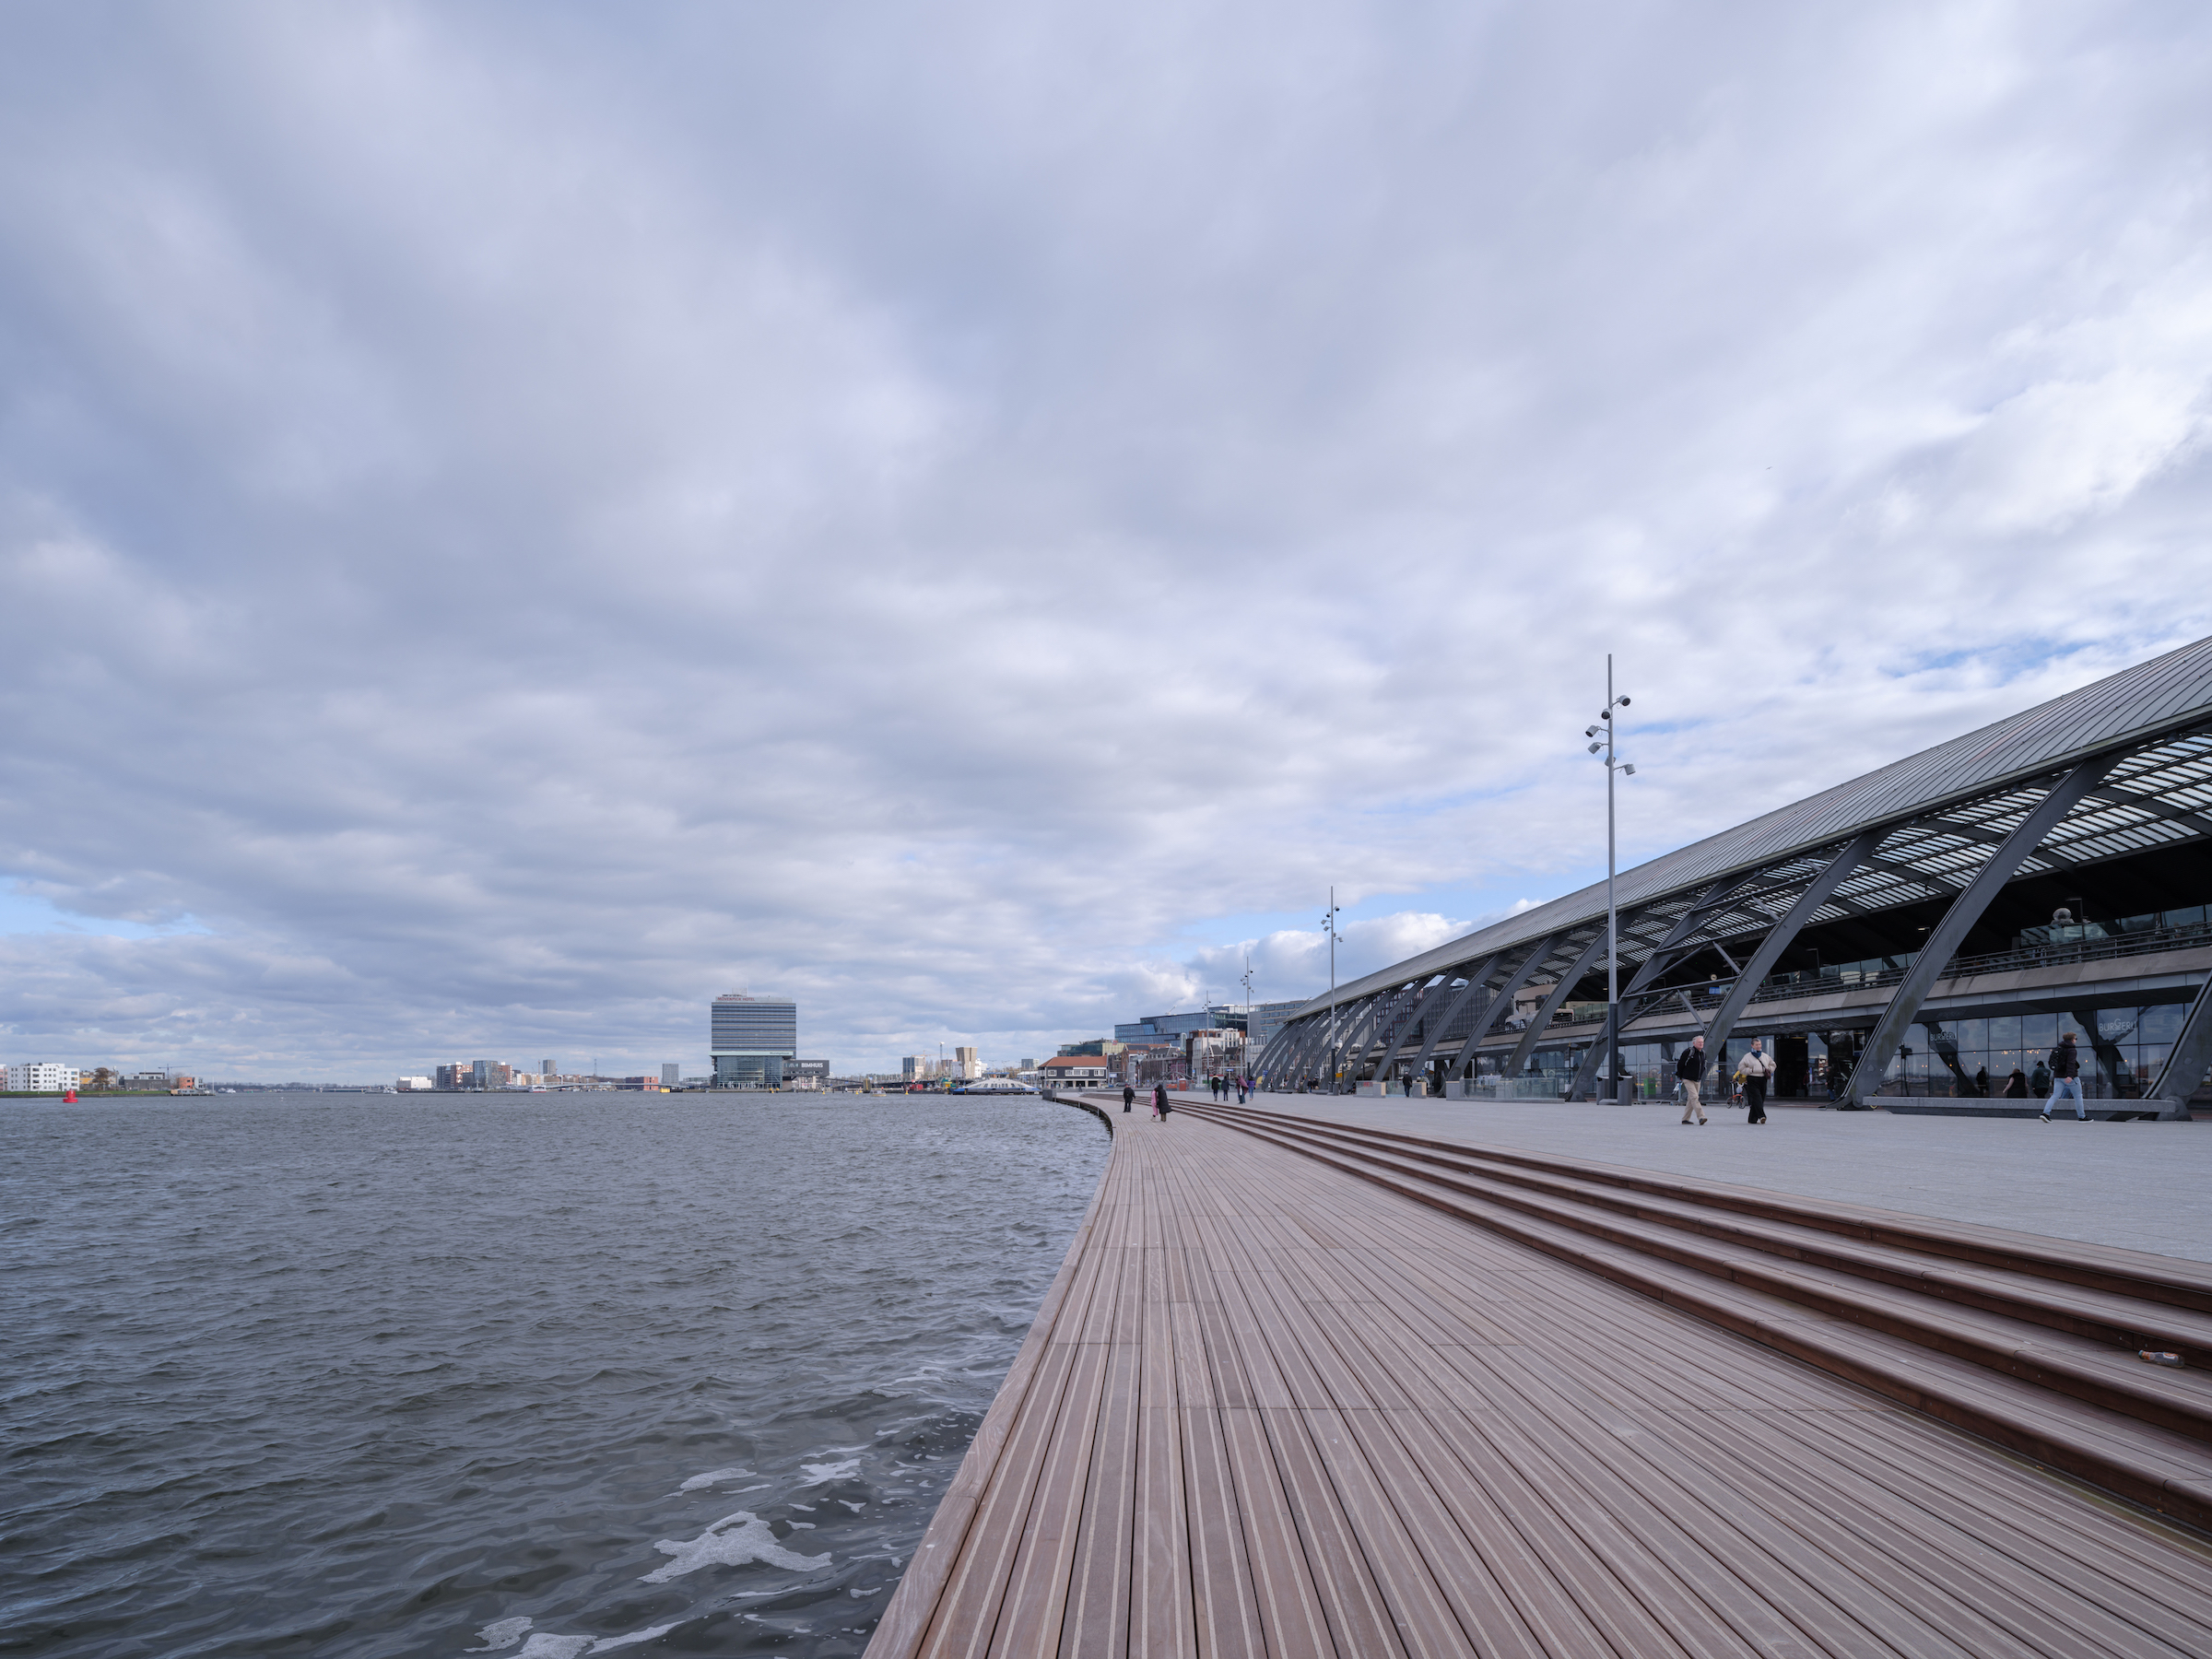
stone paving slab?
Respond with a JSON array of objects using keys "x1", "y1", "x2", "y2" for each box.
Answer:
[{"x1": 1250, "y1": 1093, "x2": 2212, "y2": 1264}]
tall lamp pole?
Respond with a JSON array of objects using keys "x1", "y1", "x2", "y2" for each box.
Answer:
[
  {"x1": 1324, "y1": 888, "x2": 1342, "y2": 1092},
  {"x1": 1584, "y1": 658, "x2": 1636, "y2": 1100},
  {"x1": 1240, "y1": 951, "x2": 1257, "y2": 1087}
]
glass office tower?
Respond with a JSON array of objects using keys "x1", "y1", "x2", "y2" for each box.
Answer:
[{"x1": 711, "y1": 993, "x2": 797, "y2": 1088}]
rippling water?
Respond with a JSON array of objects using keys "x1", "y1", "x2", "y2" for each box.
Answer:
[{"x1": 1, "y1": 1092, "x2": 1109, "y2": 1658}]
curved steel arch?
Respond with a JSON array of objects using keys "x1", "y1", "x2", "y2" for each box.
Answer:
[{"x1": 1400, "y1": 953, "x2": 1506, "y2": 1081}]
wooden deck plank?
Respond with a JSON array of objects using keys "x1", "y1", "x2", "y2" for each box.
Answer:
[
  {"x1": 1060, "y1": 1339, "x2": 1140, "y2": 1659},
  {"x1": 1131, "y1": 1401, "x2": 1199, "y2": 1656},
  {"x1": 988, "y1": 1341, "x2": 1113, "y2": 1658}
]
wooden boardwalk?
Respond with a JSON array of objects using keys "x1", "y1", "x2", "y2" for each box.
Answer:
[{"x1": 866, "y1": 1100, "x2": 2212, "y2": 1658}]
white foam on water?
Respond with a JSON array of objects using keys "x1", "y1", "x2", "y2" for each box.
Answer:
[
  {"x1": 467, "y1": 1617, "x2": 535, "y2": 1652},
  {"x1": 797, "y1": 1457, "x2": 861, "y2": 1486},
  {"x1": 516, "y1": 1638, "x2": 592, "y2": 1659},
  {"x1": 642, "y1": 1510, "x2": 830, "y2": 1583},
  {"x1": 589, "y1": 1624, "x2": 677, "y2": 1653},
  {"x1": 676, "y1": 1466, "x2": 751, "y2": 1493}
]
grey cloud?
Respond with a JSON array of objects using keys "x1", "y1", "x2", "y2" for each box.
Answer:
[{"x1": 3, "y1": 2, "x2": 2210, "y2": 1077}]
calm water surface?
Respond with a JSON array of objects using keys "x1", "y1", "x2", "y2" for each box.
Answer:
[{"x1": 1, "y1": 1092, "x2": 1109, "y2": 1657}]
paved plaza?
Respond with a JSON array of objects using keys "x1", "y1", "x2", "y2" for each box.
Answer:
[{"x1": 1250, "y1": 1092, "x2": 2212, "y2": 1263}]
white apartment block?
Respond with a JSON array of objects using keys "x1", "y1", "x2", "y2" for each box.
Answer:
[{"x1": 6, "y1": 1063, "x2": 81, "y2": 1092}]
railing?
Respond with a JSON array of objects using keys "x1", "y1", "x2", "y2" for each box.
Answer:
[{"x1": 1527, "y1": 923, "x2": 2212, "y2": 1028}]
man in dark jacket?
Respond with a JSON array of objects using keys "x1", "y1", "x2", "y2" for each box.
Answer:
[
  {"x1": 1676, "y1": 1036, "x2": 1710, "y2": 1125},
  {"x1": 2040, "y1": 1032, "x2": 2088, "y2": 1123},
  {"x1": 1122, "y1": 1082, "x2": 1135, "y2": 1113}
]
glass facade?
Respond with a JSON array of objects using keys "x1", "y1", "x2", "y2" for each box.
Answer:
[
  {"x1": 1874, "y1": 1004, "x2": 2190, "y2": 1100},
  {"x1": 711, "y1": 993, "x2": 797, "y2": 1088},
  {"x1": 1499, "y1": 999, "x2": 2203, "y2": 1103},
  {"x1": 713, "y1": 1053, "x2": 787, "y2": 1088}
]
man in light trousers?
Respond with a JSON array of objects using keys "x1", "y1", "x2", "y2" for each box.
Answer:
[{"x1": 1676, "y1": 1035, "x2": 1709, "y2": 1125}]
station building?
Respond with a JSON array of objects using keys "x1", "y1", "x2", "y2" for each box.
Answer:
[{"x1": 1259, "y1": 637, "x2": 2212, "y2": 1116}]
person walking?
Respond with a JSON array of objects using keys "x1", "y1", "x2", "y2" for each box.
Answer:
[
  {"x1": 1153, "y1": 1082, "x2": 1170, "y2": 1122},
  {"x1": 1735, "y1": 1038, "x2": 1776, "y2": 1125},
  {"x1": 1122, "y1": 1082, "x2": 1135, "y2": 1113},
  {"x1": 2003, "y1": 1068, "x2": 2029, "y2": 1099},
  {"x1": 2041, "y1": 1032, "x2": 2088, "y2": 1123},
  {"x1": 1676, "y1": 1036, "x2": 1710, "y2": 1125}
]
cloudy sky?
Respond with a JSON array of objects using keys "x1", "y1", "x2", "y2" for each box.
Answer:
[{"x1": 3, "y1": 2, "x2": 2210, "y2": 1081}]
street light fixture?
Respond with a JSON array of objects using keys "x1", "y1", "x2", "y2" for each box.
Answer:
[{"x1": 1589, "y1": 656, "x2": 1636, "y2": 1100}]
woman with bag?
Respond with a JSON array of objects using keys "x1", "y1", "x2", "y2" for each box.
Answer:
[{"x1": 1735, "y1": 1038, "x2": 1777, "y2": 1124}]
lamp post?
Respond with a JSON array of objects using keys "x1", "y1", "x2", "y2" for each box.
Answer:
[
  {"x1": 1324, "y1": 888, "x2": 1342, "y2": 1092},
  {"x1": 1240, "y1": 950, "x2": 1257, "y2": 1088},
  {"x1": 1583, "y1": 657, "x2": 1636, "y2": 1101}
]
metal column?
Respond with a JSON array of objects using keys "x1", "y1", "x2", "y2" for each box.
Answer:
[
  {"x1": 1501, "y1": 928, "x2": 1615, "y2": 1081},
  {"x1": 1843, "y1": 757, "x2": 2115, "y2": 1107},
  {"x1": 1441, "y1": 935, "x2": 1562, "y2": 1082},
  {"x1": 1402, "y1": 953, "x2": 1507, "y2": 1079},
  {"x1": 1280, "y1": 1018, "x2": 1329, "y2": 1085},
  {"x1": 2147, "y1": 978, "x2": 2212, "y2": 1120},
  {"x1": 1568, "y1": 876, "x2": 1750, "y2": 1100},
  {"x1": 1330, "y1": 992, "x2": 1395, "y2": 1085},
  {"x1": 1701, "y1": 830, "x2": 1881, "y2": 1055},
  {"x1": 1366, "y1": 974, "x2": 1452, "y2": 1084},
  {"x1": 1252, "y1": 1026, "x2": 1295, "y2": 1083}
]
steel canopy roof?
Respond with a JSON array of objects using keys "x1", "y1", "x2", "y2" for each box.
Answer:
[{"x1": 1297, "y1": 633, "x2": 2212, "y2": 1018}]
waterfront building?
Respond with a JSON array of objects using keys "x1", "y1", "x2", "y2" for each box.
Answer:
[
  {"x1": 1056, "y1": 1040, "x2": 1126, "y2": 1058},
  {"x1": 1113, "y1": 1006, "x2": 1244, "y2": 1044},
  {"x1": 1039, "y1": 1055, "x2": 1111, "y2": 1087},
  {"x1": 660, "y1": 1063, "x2": 679, "y2": 1086},
  {"x1": 395, "y1": 1076, "x2": 433, "y2": 1091},
  {"x1": 712, "y1": 991, "x2": 798, "y2": 1088},
  {"x1": 5, "y1": 1063, "x2": 80, "y2": 1092},
  {"x1": 954, "y1": 1045, "x2": 981, "y2": 1079},
  {"x1": 471, "y1": 1060, "x2": 512, "y2": 1090},
  {"x1": 901, "y1": 1054, "x2": 931, "y2": 1079},
  {"x1": 1261, "y1": 636, "x2": 2212, "y2": 1112}
]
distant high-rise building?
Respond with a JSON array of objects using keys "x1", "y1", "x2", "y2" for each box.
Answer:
[
  {"x1": 542, "y1": 1059, "x2": 556, "y2": 1077},
  {"x1": 902, "y1": 1055, "x2": 931, "y2": 1079},
  {"x1": 712, "y1": 992, "x2": 797, "y2": 1088},
  {"x1": 954, "y1": 1045, "x2": 981, "y2": 1079},
  {"x1": 661, "y1": 1063, "x2": 679, "y2": 1086}
]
